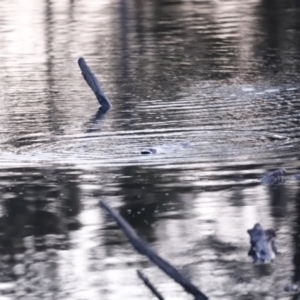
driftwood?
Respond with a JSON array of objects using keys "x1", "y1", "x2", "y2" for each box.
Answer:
[
  {"x1": 78, "y1": 57, "x2": 112, "y2": 111},
  {"x1": 136, "y1": 270, "x2": 165, "y2": 300},
  {"x1": 99, "y1": 200, "x2": 208, "y2": 300}
]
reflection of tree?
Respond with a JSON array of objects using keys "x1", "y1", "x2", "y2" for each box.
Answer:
[
  {"x1": 44, "y1": 0, "x2": 66, "y2": 136},
  {"x1": 102, "y1": 166, "x2": 195, "y2": 245},
  {"x1": 255, "y1": 0, "x2": 300, "y2": 78},
  {"x1": 114, "y1": 0, "x2": 300, "y2": 124},
  {"x1": 113, "y1": 0, "x2": 241, "y2": 132},
  {"x1": 0, "y1": 167, "x2": 81, "y2": 254},
  {"x1": 255, "y1": 0, "x2": 282, "y2": 74},
  {"x1": 291, "y1": 185, "x2": 300, "y2": 284},
  {"x1": 0, "y1": 167, "x2": 81, "y2": 297},
  {"x1": 268, "y1": 185, "x2": 287, "y2": 219}
]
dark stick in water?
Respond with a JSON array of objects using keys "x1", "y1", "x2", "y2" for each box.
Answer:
[
  {"x1": 99, "y1": 200, "x2": 208, "y2": 300},
  {"x1": 136, "y1": 270, "x2": 165, "y2": 300},
  {"x1": 78, "y1": 57, "x2": 112, "y2": 111}
]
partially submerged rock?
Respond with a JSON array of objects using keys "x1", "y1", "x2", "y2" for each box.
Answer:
[
  {"x1": 247, "y1": 223, "x2": 277, "y2": 263},
  {"x1": 260, "y1": 168, "x2": 286, "y2": 185}
]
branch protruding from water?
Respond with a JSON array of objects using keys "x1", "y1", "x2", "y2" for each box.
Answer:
[{"x1": 78, "y1": 57, "x2": 112, "y2": 111}]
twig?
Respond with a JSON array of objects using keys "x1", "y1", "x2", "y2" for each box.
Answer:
[
  {"x1": 99, "y1": 200, "x2": 208, "y2": 300},
  {"x1": 136, "y1": 270, "x2": 165, "y2": 300},
  {"x1": 78, "y1": 57, "x2": 112, "y2": 111}
]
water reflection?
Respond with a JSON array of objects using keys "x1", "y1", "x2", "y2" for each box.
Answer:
[
  {"x1": 0, "y1": 167, "x2": 81, "y2": 254},
  {"x1": 1, "y1": 0, "x2": 300, "y2": 299},
  {"x1": 116, "y1": 166, "x2": 194, "y2": 242},
  {"x1": 0, "y1": 167, "x2": 82, "y2": 298}
]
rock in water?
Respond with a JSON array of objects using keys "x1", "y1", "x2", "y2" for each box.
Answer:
[
  {"x1": 247, "y1": 223, "x2": 277, "y2": 263},
  {"x1": 259, "y1": 168, "x2": 286, "y2": 185}
]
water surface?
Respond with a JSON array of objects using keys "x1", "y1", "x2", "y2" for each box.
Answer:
[{"x1": 1, "y1": 0, "x2": 300, "y2": 299}]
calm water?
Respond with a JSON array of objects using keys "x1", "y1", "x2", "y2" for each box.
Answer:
[{"x1": 1, "y1": 0, "x2": 300, "y2": 299}]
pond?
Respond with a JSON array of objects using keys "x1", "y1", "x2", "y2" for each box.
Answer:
[{"x1": 1, "y1": 0, "x2": 300, "y2": 299}]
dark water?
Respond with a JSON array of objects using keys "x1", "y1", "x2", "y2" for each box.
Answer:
[{"x1": 1, "y1": 0, "x2": 300, "y2": 299}]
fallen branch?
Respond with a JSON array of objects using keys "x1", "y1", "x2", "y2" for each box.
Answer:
[
  {"x1": 99, "y1": 200, "x2": 208, "y2": 300},
  {"x1": 78, "y1": 57, "x2": 112, "y2": 111},
  {"x1": 136, "y1": 270, "x2": 165, "y2": 300}
]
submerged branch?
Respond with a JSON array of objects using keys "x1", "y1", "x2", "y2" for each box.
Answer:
[
  {"x1": 99, "y1": 200, "x2": 208, "y2": 300},
  {"x1": 136, "y1": 270, "x2": 165, "y2": 300}
]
